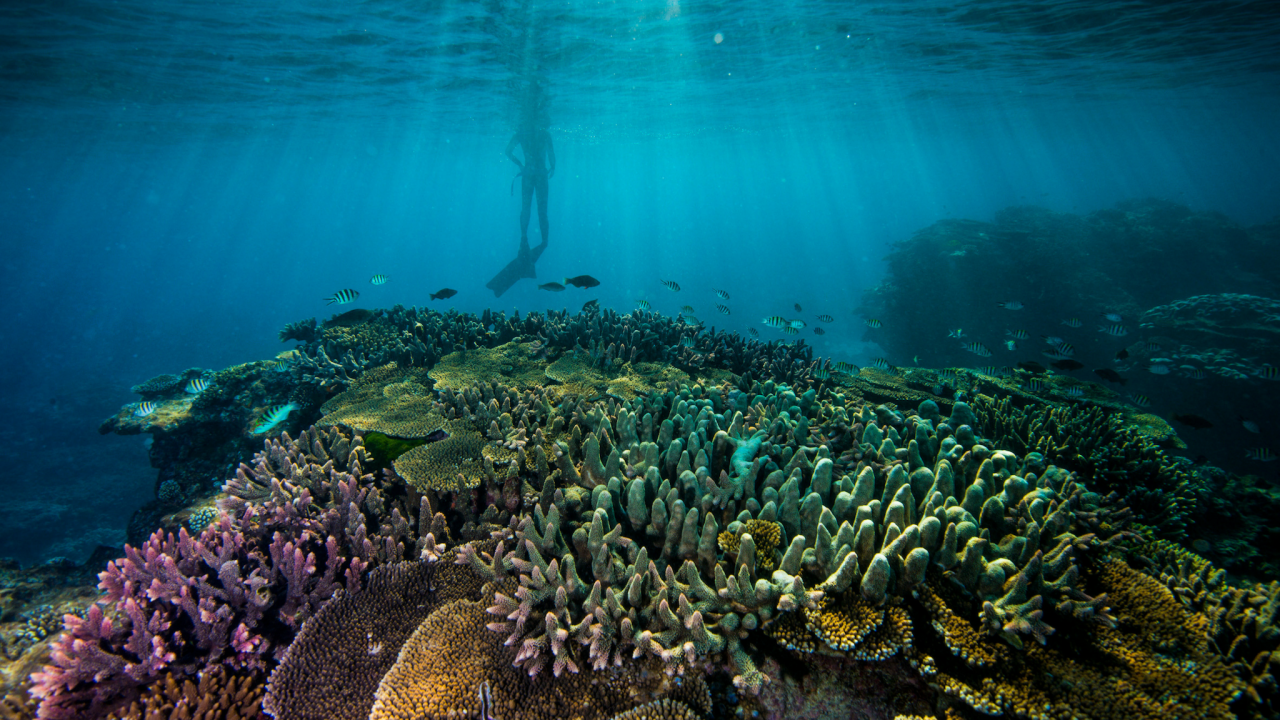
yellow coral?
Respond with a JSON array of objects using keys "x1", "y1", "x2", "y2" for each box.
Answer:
[
  {"x1": 317, "y1": 363, "x2": 446, "y2": 438},
  {"x1": 717, "y1": 519, "x2": 782, "y2": 572},
  {"x1": 430, "y1": 342, "x2": 547, "y2": 391},
  {"x1": 370, "y1": 595, "x2": 709, "y2": 720},
  {"x1": 392, "y1": 420, "x2": 487, "y2": 492}
]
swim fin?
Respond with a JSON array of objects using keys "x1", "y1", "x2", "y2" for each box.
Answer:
[{"x1": 485, "y1": 239, "x2": 547, "y2": 297}]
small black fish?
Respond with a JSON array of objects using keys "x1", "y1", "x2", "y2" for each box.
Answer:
[
  {"x1": 1017, "y1": 361, "x2": 1047, "y2": 374},
  {"x1": 1051, "y1": 359, "x2": 1084, "y2": 371},
  {"x1": 538, "y1": 282, "x2": 565, "y2": 291},
  {"x1": 564, "y1": 275, "x2": 600, "y2": 288},
  {"x1": 324, "y1": 309, "x2": 374, "y2": 329},
  {"x1": 794, "y1": 303, "x2": 803, "y2": 312},
  {"x1": 423, "y1": 428, "x2": 449, "y2": 442},
  {"x1": 582, "y1": 299, "x2": 599, "y2": 313},
  {"x1": 1173, "y1": 413, "x2": 1213, "y2": 430},
  {"x1": 1115, "y1": 348, "x2": 1130, "y2": 361},
  {"x1": 813, "y1": 327, "x2": 825, "y2": 335},
  {"x1": 1093, "y1": 368, "x2": 1127, "y2": 385},
  {"x1": 430, "y1": 288, "x2": 457, "y2": 300}
]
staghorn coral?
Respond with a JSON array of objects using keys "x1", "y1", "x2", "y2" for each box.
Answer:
[
  {"x1": 922, "y1": 558, "x2": 1240, "y2": 720},
  {"x1": 606, "y1": 699, "x2": 703, "y2": 720},
  {"x1": 316, "y1": 363, "x2": 446, "y2": 439},
  {"x1": 973, "y1": 394, "x2": 1198, "y2": 540},
  {"x1": 264, "y1": 549, "x2": 488, "y2": 720},
  {"x1": 104, "y1": 666, "x2": 265, "y2": 720}
]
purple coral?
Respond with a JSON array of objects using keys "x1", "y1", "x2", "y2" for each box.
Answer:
[{"x1": 32, "y1": 427, "x2": 432, "y2": 720}]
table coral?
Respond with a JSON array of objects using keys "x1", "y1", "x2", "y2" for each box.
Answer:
[{"x1": 316, "y1": 362, "x2": 445, "y2": 439}]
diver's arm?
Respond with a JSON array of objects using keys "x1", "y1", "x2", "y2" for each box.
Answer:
[
  {"x1": 545, "y1": 130, "x2": 556, "y2": 178},
  {"x1": 505, "y1": 135, "x2": 523, "y2": 168}
]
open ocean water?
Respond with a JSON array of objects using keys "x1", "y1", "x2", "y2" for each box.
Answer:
[{"x1": 1, "y1": 0, "x2": 1278, "y2": 588}]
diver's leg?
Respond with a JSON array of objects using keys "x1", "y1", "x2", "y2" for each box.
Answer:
[
  {"x1": 520, "y1": 175, "x2": 535, "y2": 246},
  {"x1": 535, "y1": 174, "x2": 549, "y2": 247}
]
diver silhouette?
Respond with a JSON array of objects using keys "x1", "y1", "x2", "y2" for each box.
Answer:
[{"x1": 486, "y1": 91, "x2": 556, "y2": 297}]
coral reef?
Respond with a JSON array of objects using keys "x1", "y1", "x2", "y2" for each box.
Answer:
[
  {"x1": 859, "y1": 199, "x2": 1280, "y2": 370},
  {"x1": 64, "y1": 293, "x2": 1280, "y2": 720},
  {"x1": 284, "y1": 304, "x2": 815, "y2": 392}
]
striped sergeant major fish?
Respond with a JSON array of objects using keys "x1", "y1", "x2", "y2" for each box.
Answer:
[
  {"x1": 762, "y1": 316, "x2": 788, "y2": 328},
  {"x1": 369, "y1": 274, "x2": 389, "y2": 285},
  {"x1": 134, "y1": 401, "x2": 157, "y2": 417},
  {"x1": 326, "y1": 289, "x2": 359, "y2": 305},
  {"x1": 715, "y1": 304, "x2": 731, "y2": 315},
  {"x1": 1246, "y1": 447, "x2": 1276, "y2": 462},
  {"x1": 714, "y1": 289, "x2": 730, "y2": 300},
  {"x1": 816, "y1": 314, "x2": 834, "y2": 323},
  {"x1": 661, "y1": 280, "x2": 681, "y2": 292},
  {"x1": 1098, "y1": 324, "x2": 1129, "y2": 337},
  {"x1": 185, "y1": 378, "x2": 209, "y2": 394},
  {"x1": 961, "y1": 342, "x2": 992, "y2": 357},
  {"x1": 254, "y1": 403, "x2": 298, "y2": 434}
]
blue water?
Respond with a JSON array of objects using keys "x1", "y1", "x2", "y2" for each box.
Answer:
[{"x1": 2, "y1": 0, "x2": 1278, "y2": 564}]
